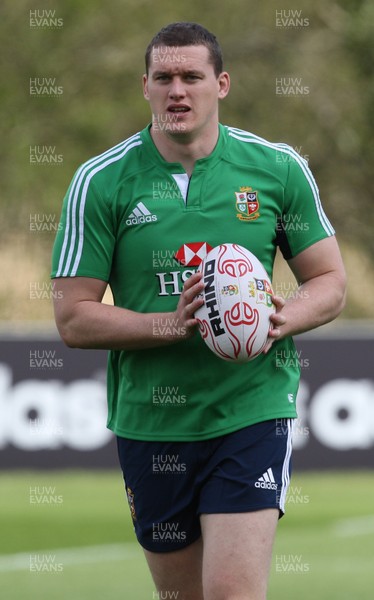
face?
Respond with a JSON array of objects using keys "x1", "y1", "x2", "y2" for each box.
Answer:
[{"x1": 143, "y1": 45, "x2": 230, "y2": 141}]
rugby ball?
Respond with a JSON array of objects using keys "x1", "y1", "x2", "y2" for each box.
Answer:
[{"x1": 194, "y1": 243, "x2": 274, "y2": 362}]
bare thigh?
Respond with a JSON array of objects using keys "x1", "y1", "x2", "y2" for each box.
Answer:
[
  {"x1": 201, "y1": 509, "x2": 279, "y2": 600},
  {"x1": 143, "y1": 536, "x2": 204, "y2": 600}
]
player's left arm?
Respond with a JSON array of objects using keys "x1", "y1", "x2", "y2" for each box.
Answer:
[{"x1": 264, "y1": 236, "x2": 346, "y2": 350}]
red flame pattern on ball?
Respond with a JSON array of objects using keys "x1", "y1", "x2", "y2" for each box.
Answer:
[
  {"x1": 217, "y1": 244, "x2": 254, "y2": 278},
  {"x1": 197, "y1": 319, "x2": 233, "y2": 361},
  {"x1": 224, "y1": 302, "x2": 260, "y2": 359}
]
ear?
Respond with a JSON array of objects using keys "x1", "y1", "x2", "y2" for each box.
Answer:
[
  {"x1": 217, "y1": 71, "x2": 230, "y2": 100},
  {"x1": 143, "y1": 74, "x2": 149, "y2": 100}
]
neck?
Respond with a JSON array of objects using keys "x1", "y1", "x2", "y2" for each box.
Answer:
[{"x1": 150, "y1": 124, "x2": 220, "y2": 177}]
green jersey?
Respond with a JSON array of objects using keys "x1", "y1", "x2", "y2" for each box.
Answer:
[{"x1": 51, "y1": 124, "x2": 334, "y2": 441}]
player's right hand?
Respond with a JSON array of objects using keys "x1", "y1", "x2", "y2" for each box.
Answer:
[{"x1": 173, "y1": 271, "x2": 205, "y2": 340}]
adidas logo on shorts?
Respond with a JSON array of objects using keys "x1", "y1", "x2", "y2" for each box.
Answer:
[
  {"x1": 126, "y1": 202, "x2": 158, "y2": 226},
  {"x1": 255, "y1": 467, "x2": 278, "y2": 490}
]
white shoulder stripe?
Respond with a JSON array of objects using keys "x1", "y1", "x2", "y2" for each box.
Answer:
[
  {"x1": 56, "y1": 134, "x2": 142, "y2": 277},
  {"x1": 276, "y1": 142, "x2": 334, "y2": 235},
  {"x1": 227, "y1": 128, "x2": 334, "y2": 236},
  {"x1": 70, "y1": 140, "x2": 142, "y2": 276},
  {"x1": 56, "y1": 133, "x2": 141, "y2": 277}
]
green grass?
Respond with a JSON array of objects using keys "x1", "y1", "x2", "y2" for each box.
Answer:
[
  {"x1": 269, "y1": 472, "x2": 374, "y2": 599},
  {"x1": 0, "y1": 471, "x2": 373, "y2": 599}
]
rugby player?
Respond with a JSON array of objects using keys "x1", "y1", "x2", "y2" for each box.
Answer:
[{"x1": 52, "y1": 22, "x2": 346, "y2": 600}]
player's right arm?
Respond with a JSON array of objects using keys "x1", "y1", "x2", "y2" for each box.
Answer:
[
  {"x1": 52, "y1": 273, "x2": 204, "y2": 350},
  {"x1": 52, "y1": 156, "x2": 204, "y2": 351}
]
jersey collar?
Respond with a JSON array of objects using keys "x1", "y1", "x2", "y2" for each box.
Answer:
[{"x1": 140, "y1": 123, "x2": 228, "y2": 174}]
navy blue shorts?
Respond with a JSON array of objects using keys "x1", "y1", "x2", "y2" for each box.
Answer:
[{"x1": 117, "y1": 418, "x2": 294, "y2": 552}]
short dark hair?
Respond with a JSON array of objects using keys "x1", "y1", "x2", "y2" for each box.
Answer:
[{"x1": 145, "y1": 22, "x2": 223, "y2": 77}]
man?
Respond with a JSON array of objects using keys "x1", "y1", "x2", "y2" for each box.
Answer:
[{"x1": 52, "y1": 22, "x2": 346, "y2": 600}]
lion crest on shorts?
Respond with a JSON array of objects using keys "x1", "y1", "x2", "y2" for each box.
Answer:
[{"x1": 126, "y1": 486, "x2": 137, "y2": 521}]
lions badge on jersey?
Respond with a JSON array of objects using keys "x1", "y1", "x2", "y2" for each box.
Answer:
[{"x1": 235, "y1": 187, "x2": 260, "y2": 221}]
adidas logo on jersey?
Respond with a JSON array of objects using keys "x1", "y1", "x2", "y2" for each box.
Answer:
[
  {"x1": 255, "y1": 468, "x2": 278, "y2": 490},
  {"x1": 126, "y1": 202, "x2": 158, "y2": 226}
]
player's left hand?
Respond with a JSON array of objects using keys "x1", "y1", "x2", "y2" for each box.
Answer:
[{"x1": 262, "y1": 295, "x2": 286, "y2": 354}]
